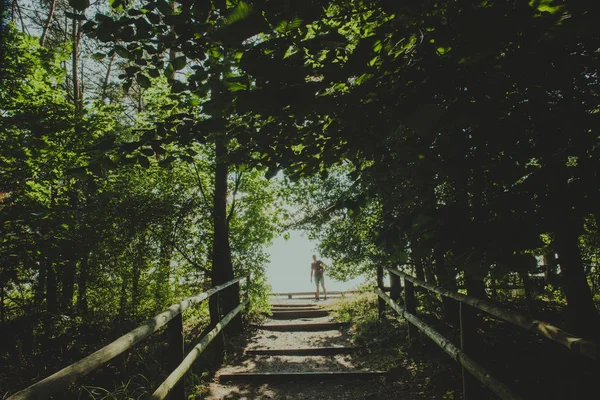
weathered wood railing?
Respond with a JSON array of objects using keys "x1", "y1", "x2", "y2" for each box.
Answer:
[
  {"x1": 9, "y1": 274, "x2": 252, "y2": 400},
  {"x1": 375, "y1": 266, "x2": 597, "y2": 400}
]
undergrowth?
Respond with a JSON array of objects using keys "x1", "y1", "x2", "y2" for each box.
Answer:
[{"x1": 329, "y1": 293, "x2": 462, "y2": 399}]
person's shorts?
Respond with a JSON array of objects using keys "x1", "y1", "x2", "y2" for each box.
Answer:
[{"x1": 314, "y1": 275, "x2": 325, "y2": 287}]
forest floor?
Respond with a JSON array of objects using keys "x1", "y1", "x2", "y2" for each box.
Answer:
[{"x1": 197, "y1": 296, "x2": 460, "y2": 400}]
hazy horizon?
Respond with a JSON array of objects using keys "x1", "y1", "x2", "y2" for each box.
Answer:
[{"x1": 264, "y1": 230, "x2": 366, "y2": 293}]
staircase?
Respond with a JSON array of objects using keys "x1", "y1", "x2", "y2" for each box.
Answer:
[{"x1": 204, "y1": 298, "x2": 388, "y2": 399}]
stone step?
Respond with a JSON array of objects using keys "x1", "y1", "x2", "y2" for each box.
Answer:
[
  {"x1": 246, "y1": 347, "x2": 361, "y2": 356},
  {"x1": 270, "y1": 310, "x2": 329, "y2": 319},
  {"x1": 271, "y1": 307, "x2": 320, "y2": 312},
  {"x1": 219, "y1": 371, "x2": 387, "y2": 383},
  {"x1": 270, "y1": 303, "x2": 317, "y2": 308},
  {"x1": 255, "y1": 322, "x2": 347, "y2": 331}
]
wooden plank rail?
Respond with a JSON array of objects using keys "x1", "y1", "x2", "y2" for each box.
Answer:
[
  {"x1": 9, "y1": 274, "x2": 251, "y2": 400},
  {"x1": 376, "y1": 266, "x2": 599, "y2": 400},
  {"x1": 150, "y1": 299, "x2": 249, "y2": 399},
  {"x1": 385, "y1": 267, "x2": 597, "y2": 360},
  {"x1": 375, "y1": 288, "x2": 523, "y2": 400}
]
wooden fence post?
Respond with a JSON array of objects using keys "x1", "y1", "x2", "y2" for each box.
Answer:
[
  {"x1": 404, "y1": 278, "x2": 417, "y2": 342},
  {"x1": 166, "y1": 313, "x2": 185, "y2": 400},
  {"x1": 377, "y1": 266, "x2": 385, "y2": 319},
  {"x1": 390, "y1": 271, "x2": 401, "y2": 302},
  {"x1": 460, "y1": 302, "x2": 485, "y2": 400}
]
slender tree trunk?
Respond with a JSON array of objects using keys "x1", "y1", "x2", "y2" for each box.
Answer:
[
  {"x1": 0, "y1": 284, "x2": 5, "y2": 328},
  {"x1": 434, "y1": 249, "x2": 459, "y2": 325},
  {"x1": 489, "y1": 272, "x2": 497, "y2": 300},
  {"x1": 155, "y1": 237, "x2": 173, "y2": 309},
  {"x1": 77, "y1": 255, "x2": 89, "y2": 316},
  {"x1": 102, "y1": 53, "x2": 116, "y2": 100},
  {"x1": 555, "y1": 227, "x2": 598, "y2": 338},
  {"x1": 39, "y1": 0, "x2": 56, "y2": 47},
  {"x1": 424, "y1": 259, "x2": 436, "y2": 284},
  {"x1": 414, "y1": 256, "x2": 425, "y2": 281},
  {"x1": 132, "y1": 238, "x2": 143, "y2": 317},
  {"x1": 211, "y1": 135, "x2": 241, "y2": 335},
  {"x1": 519, "y1": 271, "x2": 535, "y2": 317},
  {"x1": 71, "y1": 15, "x2": 83, "y2": 111},
  {"x1": 35, "y1": 261, "x2": 47, "y2": 307},
  {"x1": 46, "y1": 263, "x2": 58, "y2": 313},
  {"x1": 61, "y1": 260, "x2": 76, "y2": 313},
  {"x1": 119, "y1": 275, "x2": 128, "y2": 320},
  {"x1": 465, "y1": 274, "x2": 486, "y2": 300}
]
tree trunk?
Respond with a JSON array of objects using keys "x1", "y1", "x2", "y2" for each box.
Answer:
[
  {"x1": 434, "y1": 249, "x2": 459, "y2": 325},
  {"x1": 102, "y1": 53, "x2": 115, "y2": 100},
  {"x1": 119, "y1": 275, "x2": 128, "y2": 320},
  {"x1": 211, "y1": 135, "x2": 241, "y2": 336},
  {"x1": 61, "y1": 260, "x2": 76, "y2": 313},
  {"x1": 414, "y1": 257, "x2": 425, "y2": 281},
  {"x1": 519, "y1": 271, "x2": 535, "y2": 317},
  {"x1": 424, "y1": 260, "x2": 436, "y2": 284},
  {"x1": 155, "y1": 237, "x2": 172, "y2": 309},
  {"x1": 46, "y1": 263, "x2": 58, "y2": 314},
  {"x1": 0, "y1": 284, "x2": 5, "y2": 328},
  {"x1": 35, "y1": 261, "x2": 47, "y2": 307},
  {"x1": 464, "y1": 275, "x2": 486, "y2": 300},
  {"x1": 77, "y1": 255, "x2": 89, "y2": 316},
  {"x1": 555, "y1": 227, "x2": 598, "y2": 338},
  {"x1": 132, "y1": 239, "x2": 143, "y2": 317},
  {"x1": 71, "y1": 14, "x2": 83, "y2": 111}
]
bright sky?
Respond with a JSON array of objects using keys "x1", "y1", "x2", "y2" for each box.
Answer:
[{"x1": 265, "y1": 230, "x2": 366, "y2": 293}]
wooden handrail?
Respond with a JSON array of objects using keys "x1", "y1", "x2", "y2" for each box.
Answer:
[
  {"x1": 385, "y1": 267, "x2": 597, "y2": 360},
  {"x1": 9, "y1": 274, "x2": 250, "y2": 400},
  {"x1": 150, "y1": 299, "x2": 249, "y2": 399},
  {"x1": 375, "y1": 288, "x2": 522, "y2": 400}
]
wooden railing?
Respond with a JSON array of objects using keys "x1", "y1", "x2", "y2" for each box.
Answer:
[
  {"x1": 375, "y1": 266, "x2": 597, "y2": 400},
  {"x1": 9, "y1": 274, "x2": 252, "y2": 400}
]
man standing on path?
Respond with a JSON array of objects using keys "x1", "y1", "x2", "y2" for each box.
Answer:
[{"x1": 310, "y1": 254, "x2": 327, "y2": 301}]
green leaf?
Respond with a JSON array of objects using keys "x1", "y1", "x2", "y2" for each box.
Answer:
[
  {"x1": 125, "y1": 66, "x2": 141, "y2": 76},
  {"x1": 228, "y1": 1, "x2": 252, "y2": 24},
  {"x1": 136, "y1": 74, "x2": 151, "y2": 88},
  {"x1": 529, "y1": 0, "x2": 564, "y2": 14},
  {"x1": 164, "y1": 63, "x2": 174, "y2": 77},
  {"x1": 109, "y1": 0, "x2": 124, "y2": 11},
  {"x1": 115, "y1": 46, "x2": 130, "y2": 59},
  {"x1": 64, "y1": 11, "x2": 88, "y2": 20},
  {"x1": 91, "y1": 52, "x2": 106, "y2": 60},
  {"x1": 68, "y1": 166, "x2": 88, "y2": 178},
  {"x1": 68, "y1": 0, "x2": 89, "y2": 12},
  {"x1": 224, "y1": 81, "x2": 246, "y2": 92},
  {"x1": 123, "y1": 79, "x2": 133, "y2": 93},
  {"x1": 159, "y1": 155, "x2": 177, "y2": 166},
  {"x1": 138, "y1": 155, "x2": 150, "y2": 168},
  {"x1": 171, "y1": 81, "x2": 188, "y2": 93},
  {"x1": 156, "y1": 0, "x2": 172, "y2": 15},
  {"x1": 140, "y1": 148, "x2": 155, "y2": 156},
  {"x1": 172, "y1": 55, "x2": 187, "y2": 70}
]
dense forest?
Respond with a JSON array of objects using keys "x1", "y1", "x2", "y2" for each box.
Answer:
[{"x1": 2, "y1": 0, "x2": 600, "y2": 397}]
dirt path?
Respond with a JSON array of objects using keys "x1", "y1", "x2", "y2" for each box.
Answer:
[{"x1": 200, "y1": 297, "x2": 435, "y2": 400}]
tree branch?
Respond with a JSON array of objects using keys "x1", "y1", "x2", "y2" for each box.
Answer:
[
  {"x1": 39, "y1": 0, "x2": 56, "y2": 47},
  {"x1": 191, "y1": 159, "x2": 212, "y2": 211},
  {"x1": 227, "y1": 171, "x2": 243, "y2": 224}
]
